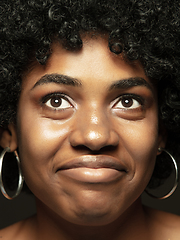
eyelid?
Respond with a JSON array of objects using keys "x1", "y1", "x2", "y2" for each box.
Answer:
[
  {"x1": 41, "y1": 92, "x2": 66, "y2": 103},
  {"x1": 40, "y1": 92, "x2": 74, "y2": 109},
  {"x1": 112, "y1": 94, "x2": 144, "y2": 109}
]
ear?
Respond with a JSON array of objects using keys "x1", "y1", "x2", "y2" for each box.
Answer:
[
  {"x1": 157, "y1": 123, "x2": 167, "y2": 156},
  {"x1": 0, "y1": 123, "x2": 18, "y2": 151}
]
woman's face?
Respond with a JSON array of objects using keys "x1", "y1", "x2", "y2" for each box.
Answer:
[{"x1": 16, "y1": 37, "x2": 163, "y2": 225}]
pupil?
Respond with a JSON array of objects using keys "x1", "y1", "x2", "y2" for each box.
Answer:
[
  {"x1": 50, "y1": 98, "x2": 62, "y2": 107},
  {"x1": 122, "y1": 98, "x2": 133, "y2": 107}
]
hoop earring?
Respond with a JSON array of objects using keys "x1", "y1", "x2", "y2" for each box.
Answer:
[
  {"x1": 0, "y1": 147, "x2": 24, "y2": 200},
  {"x1": 145, "y1": 148, "x2": 178, "y2": 200}
]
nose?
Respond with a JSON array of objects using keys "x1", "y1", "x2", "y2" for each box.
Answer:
[{"x1": 69, "y1": 106, "x2": 119, "y2": 151}]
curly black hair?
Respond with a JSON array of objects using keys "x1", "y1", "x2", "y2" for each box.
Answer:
[{"x1": 0, "y1": 0, "x2": 180, "y2": 191}]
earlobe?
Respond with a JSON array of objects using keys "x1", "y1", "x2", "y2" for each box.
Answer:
[
  {"x1": 157, "y1": 124, "x2": 167, "y2": 155},
  {"x1": 0, "y1": 123, "x2": 18, "y2": 151}
]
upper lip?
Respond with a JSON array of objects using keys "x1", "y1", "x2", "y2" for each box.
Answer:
[{"x1": 56, "y1": 155, "x2": 128, "y2": 173}]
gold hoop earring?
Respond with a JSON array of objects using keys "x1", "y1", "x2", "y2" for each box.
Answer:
[
  {"x1": 0, "y1": 147, "x2": 24, "y2": 199},
  {"x1": 145, "y1": 148, "x2": 178, "y2": 200}
]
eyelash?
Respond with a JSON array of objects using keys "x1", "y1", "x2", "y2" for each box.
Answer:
[
  {"x1": 40, "y1": 92, "x2": 144, "y2": 113},
  {"x1": 41, "y1": 93, "x2": 72, "y2": 110},
  {"x1": 113, "y1": 94, "x2": 144, "y2": 110}
]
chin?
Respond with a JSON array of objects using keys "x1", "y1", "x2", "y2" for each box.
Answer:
[
  {"x1": 72, "y1": 211, "x2": 116, "y2": 226},
  {"x1": 59, "y1": 187, "x2": 125, "y2": 226},
  {"x1": 69, "y1": 201, "x2": 119, "y2": 226}
]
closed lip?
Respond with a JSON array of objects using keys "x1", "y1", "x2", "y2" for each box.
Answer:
[{"x1": 56, "y1": 155, "x2": 128, "y2": 173}]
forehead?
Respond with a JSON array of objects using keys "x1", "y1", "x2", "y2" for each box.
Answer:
[{"x1": 22, "y1": 36, "x2": 153, "y2": 91}]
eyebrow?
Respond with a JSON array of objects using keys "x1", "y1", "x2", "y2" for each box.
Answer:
[
  {"x1": 109, "y1": 77, "x2": 152, "y2": 91},
  {"x1": 32, "y1": 74, "x2": 152, "y2": 92},
  {"x1": 31, "y1": 73, "x2": 82, "y2": 90}
]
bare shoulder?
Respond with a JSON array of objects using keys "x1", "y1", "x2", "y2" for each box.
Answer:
[
  {"x1": 0, "y1": 220, "x2": 24, "y2": 240},
  {"x1": 0, "y1": 215, "x2": 36, "y2": 240},
  {"x1": 144, "y1": 206, "x2": 180, "y2": 239}
]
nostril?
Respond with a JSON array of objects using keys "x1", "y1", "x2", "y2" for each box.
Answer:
[
  {"x1": 71, "y1": 142, "x2": 118, "y2": 154},
  {"x1": 101, "y1": 145, "x2": 118, "y2": 152},
  {"x1": 69, "y1": 120, "x2": 119, "y2": 151}
]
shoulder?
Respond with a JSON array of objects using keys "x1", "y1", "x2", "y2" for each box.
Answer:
[
  {"x1": 0, "y1": 215, "x2": 36, "y2": 240},
  {"x1": 145, "y1": 207, "x2": 180, "y2": 240},
  {"x1": 0, "y1": 221, "x2": 25, "y2": 240}
]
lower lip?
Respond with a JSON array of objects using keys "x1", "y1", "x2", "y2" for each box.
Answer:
[{"x1": 59, "y1": 168, "x2": 124, "y2": 183}]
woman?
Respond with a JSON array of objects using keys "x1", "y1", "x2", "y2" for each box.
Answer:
[{"x1": 0, "y1": 0, "x2": 180, "y2": 239}]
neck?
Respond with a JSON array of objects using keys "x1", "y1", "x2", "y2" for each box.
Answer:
[{"x1": 33, "y1": 197, "x2": 149, "y2": 240}]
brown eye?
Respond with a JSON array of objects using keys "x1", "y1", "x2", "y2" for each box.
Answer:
[
  {"x1": 50, "y1": 97, "x2": 62, "y2": 107},
  {"x1": 114, "y1": 96, "x2": 141, "y2": 109},
  {"x1": 44, "y1": 96, "x2": 71, "y2": 110},
  {"x1": 121, "y1": 98, "x2": 133, "y2": 108}
]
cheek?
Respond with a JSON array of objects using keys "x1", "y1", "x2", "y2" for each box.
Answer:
[
  {"x1": 17, "y1": 111, "x2": 70, "y2": 181},
  {"x1": 120, "y1": 116, "x2": 159, "y2": 185}
]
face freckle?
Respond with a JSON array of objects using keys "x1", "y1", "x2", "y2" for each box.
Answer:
[{"x1": 16, "y1": 36, "x2": 164, "y2": 226}]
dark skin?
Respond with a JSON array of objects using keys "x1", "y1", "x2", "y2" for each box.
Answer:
[{"x1": 0, "y1": 36, "x2": 180, "y2": 240}]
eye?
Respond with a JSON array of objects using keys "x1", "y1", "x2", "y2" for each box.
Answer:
[
  {"x1": 44, "y1": 95, "x2": 72, "y2": 110},
  {"x1": 114, "y1": 95, "x2": 142, "y2": 110}
]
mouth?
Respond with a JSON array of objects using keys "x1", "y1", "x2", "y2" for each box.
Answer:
[{"x1": 56, "y1": 155, "x2": 128, "y2": 183}]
